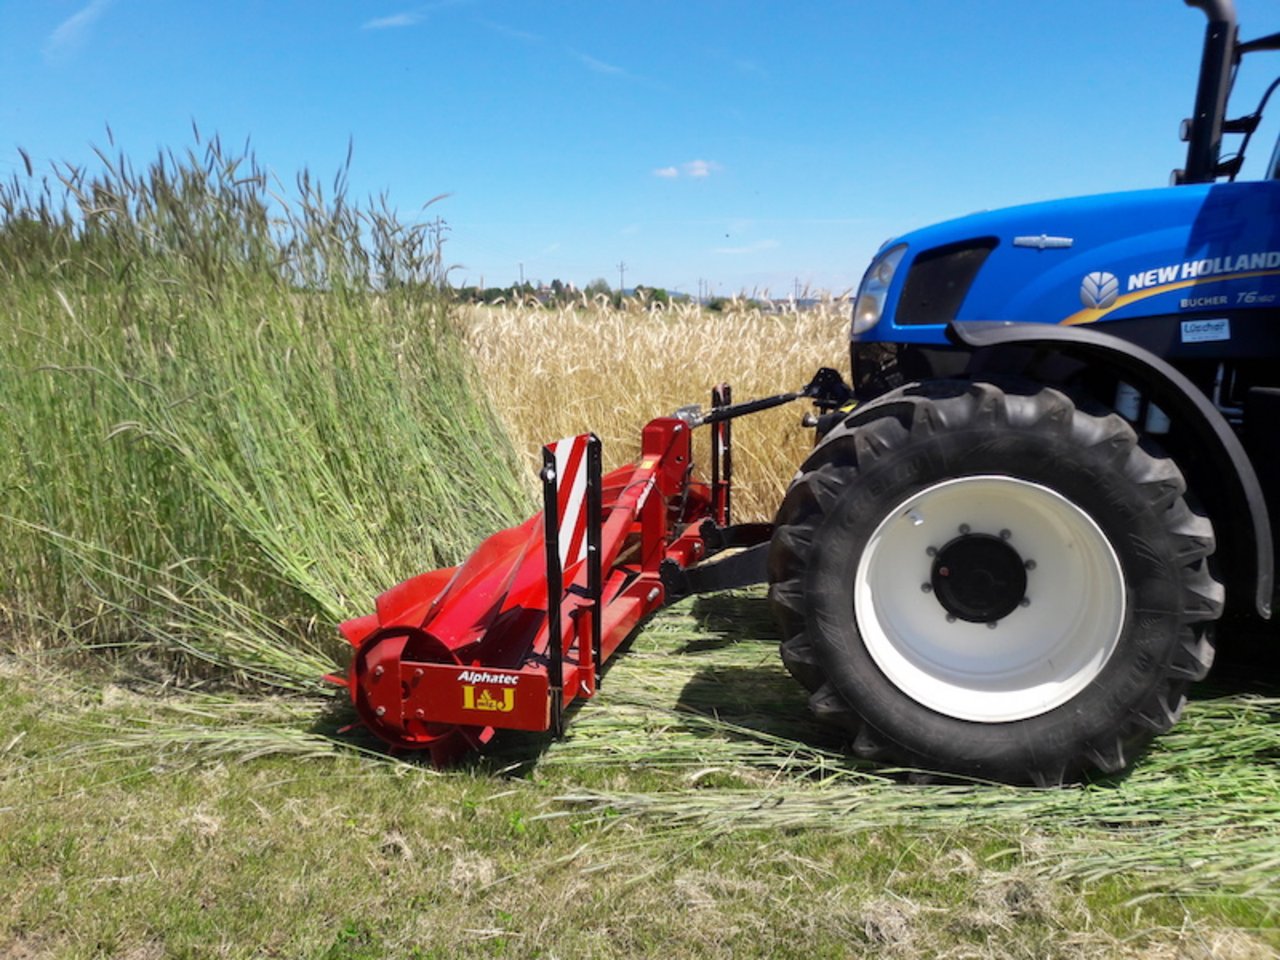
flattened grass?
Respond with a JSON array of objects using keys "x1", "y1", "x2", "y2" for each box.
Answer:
[{"x1": 3, "y1": 595, "x2": 1277, "y2": 958}]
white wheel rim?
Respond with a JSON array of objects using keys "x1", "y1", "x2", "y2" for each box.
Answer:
[{"x1": 854, "y1": 475, "x2": 1125, "y2": 723}]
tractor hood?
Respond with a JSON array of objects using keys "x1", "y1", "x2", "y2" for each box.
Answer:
[{"x1": 859, "y1": 179, "x2": 1280, "y2": 344}]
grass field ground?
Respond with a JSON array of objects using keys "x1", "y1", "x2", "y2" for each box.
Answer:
[
  {"x1": 2, "y1": 593, "x2": 1278, "y2": 958},
  {"x1": 1, "y1": 145, "x2": 1278, "y2": 957}
]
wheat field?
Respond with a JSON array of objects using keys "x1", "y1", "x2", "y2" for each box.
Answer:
[{"x1": 462, "y1": 296, "x2": 852, "y2": 521}]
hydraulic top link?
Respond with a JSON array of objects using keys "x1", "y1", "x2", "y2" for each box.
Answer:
[{"x1": 674, "y1": 367, "x2": 852, "y2": 428}]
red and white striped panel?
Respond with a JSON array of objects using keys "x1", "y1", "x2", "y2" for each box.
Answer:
[{"x1": 546, "y1": 434, "x2": 591, "y2": 570}]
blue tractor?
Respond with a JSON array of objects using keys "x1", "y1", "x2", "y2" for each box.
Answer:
[{"x1": 767, "y1": 0, "x2": 1280, "y2": 784}]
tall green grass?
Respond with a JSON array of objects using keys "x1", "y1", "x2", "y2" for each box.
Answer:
[{"x1": 0, "y1": 135, "x2": 527, "y2": 687}]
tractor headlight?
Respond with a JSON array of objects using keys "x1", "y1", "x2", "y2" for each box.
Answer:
[{"x1": 851, "y1": 243, "x2": 907, "y2": 337}]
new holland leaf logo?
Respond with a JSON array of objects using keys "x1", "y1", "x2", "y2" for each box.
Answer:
[
  {"x1": 1080, "y1": 271, "x2": 1119, "y2": 309},
  {"x1": 462, "y1": 685, "x2": 515, "y2": 713}
]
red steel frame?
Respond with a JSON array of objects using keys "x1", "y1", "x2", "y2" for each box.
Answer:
[{"x1": 334, "y1": 407, "x2": 733, "y2": 764}]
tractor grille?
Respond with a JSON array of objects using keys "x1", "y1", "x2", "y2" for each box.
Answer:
[{"x1": 896, "y1": 238, "x2": 997, "y2": 325}]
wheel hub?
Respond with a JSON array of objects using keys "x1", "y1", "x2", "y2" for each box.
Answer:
[
  {"x1": 853, "y1": 475, "x2": 1126, "y2": 723},
  {"x1": 930, "y1": 533, "x2": 1027, "y2": 623}
]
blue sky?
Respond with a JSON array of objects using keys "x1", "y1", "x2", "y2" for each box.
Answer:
[{"x1": 2, "y1": 1, "x2": 1277, "y2": 295}]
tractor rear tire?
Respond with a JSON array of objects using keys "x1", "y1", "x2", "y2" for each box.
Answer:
[{"x1": 768, "y1": 381, "x2": 1223, "y2": 785}]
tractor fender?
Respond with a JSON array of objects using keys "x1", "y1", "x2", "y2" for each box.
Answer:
[{"x1": 946, "y1": 319, "x2": 1273, "y2": 619}]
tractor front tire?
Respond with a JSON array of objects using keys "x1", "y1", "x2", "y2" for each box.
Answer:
[{"x1": 768, "y1": 381, "x2": 1223, "y2": 785}]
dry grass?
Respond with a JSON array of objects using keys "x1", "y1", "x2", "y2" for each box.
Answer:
[{"x1": 462, "y1": 296, "x2": 851, "y2": 520}]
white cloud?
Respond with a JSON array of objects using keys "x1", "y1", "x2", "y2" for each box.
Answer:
[
  {"x1": 479, "y1": 20, "x2": 543, "y2": 43},
  {"x1": 363, "y1": 12, "x2": 422, "y2": 29},
  {"x1": 576, "y1": 52, "x2": 625, "y2": 75},
  {"x1": 713, "y1": 239, "x2": 780, "y2": 255},
  {"x1": 43, "y1": 0, "x2": 111, "y2": 62},
  {"x1": 362, "y1": 1, "x2": 472, "y2": 30},
  {"x1": 653, "y1": 160, "x2": 723, "y2": 180}
]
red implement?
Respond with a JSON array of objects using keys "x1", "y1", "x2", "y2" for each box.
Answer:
[{"x1": 334, "y1": 410, "x2": 735, "y2": 764}]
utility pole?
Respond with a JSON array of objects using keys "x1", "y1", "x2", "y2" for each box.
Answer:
[
  {"x1": 518, "y1": 262, "x2": 525, "y2": 286},
  {"x1": 617, "y1": 261, "x2": 627, "y2": 294}
]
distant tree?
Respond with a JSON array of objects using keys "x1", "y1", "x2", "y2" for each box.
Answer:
[
  {"x1": 632, "y1": 285, "x2": 669, "y2": 309},
  {"x1": 584, "y1": 277, "x2": 611, "y2": 299}
]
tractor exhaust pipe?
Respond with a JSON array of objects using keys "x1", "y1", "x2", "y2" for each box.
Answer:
[{"x1": 1178, "y1": 0, "x2": 1237, "y2": 183}]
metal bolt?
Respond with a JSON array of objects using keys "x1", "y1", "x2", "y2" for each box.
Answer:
[
  {"x1": 646, "y1": 587, "x2": 660, "y2": 604},
  {"x1": 999, "y1": 529, "x2": 1011, "y2": 540},
  {"x1": 415, "y1": 708, "x2": 425, "y2": 718},
  {"x1": 1019, "y1": 597, "x2": 1031, "y2": 608},
  {"x1": 413, "y1": 668, "x2": 423, "y2": 678},
  {"x1": 1025, "y1": 559, "x2": 1037, "y2": 571},
  {"x1": 938, "y1": 566, "x2": 950, "y2": 577},
  {"x1": 374, "y1": 706, "x2": 386, "y2": 717},
  {"x1": 921, "y1": 583, "x2": 932, "y2": 593},
  {"x1": 373, "y1": 665, "x2": 384, "y2": 678},
  {"x1": 959, "y1": 523, "x2": 971, "y2": 534}
]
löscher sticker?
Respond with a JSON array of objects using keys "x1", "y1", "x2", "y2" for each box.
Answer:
[{"x1": 1180, "y1": 318, "x2": 1230, "y2": 343}]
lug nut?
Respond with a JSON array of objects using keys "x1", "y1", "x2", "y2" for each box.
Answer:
[
  {"x1": 987, "y1": 621, "x2": 998, "y2": 630},
  {"x1": 1025, "y1": 559, "x2": 1037, "y2": 571},
  {"x1": 921, "y1": 583, "x2": 932, "y2": 593},
  {"x1": 1019, "y1": 597, "x2": 1031, "y2": 608},
  {"x1": 959, "y1": 523, "x2": 971, "y2": 534},
  {"x1": 946, "y1": 614, "x2": 957, "y2": 623},
  {"x1": 926, "y1": 546, "x2": 938, "y2": 557},
  {"x1": 999, "y1": 529, "x2": 1011, "y2": 540}
]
